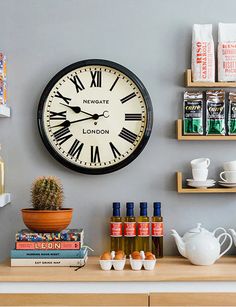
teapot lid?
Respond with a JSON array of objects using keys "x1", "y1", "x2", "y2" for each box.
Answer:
[{"x1": 188, "y1": 223, "x2": 208, "y2": 234}]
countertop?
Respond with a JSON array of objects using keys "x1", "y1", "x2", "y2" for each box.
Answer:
[{"x1": 1, "y1": 256, "x2": 236, "y2": 282}]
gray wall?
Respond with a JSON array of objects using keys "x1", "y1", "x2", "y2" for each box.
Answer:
[{"x1": 0, "y1": 0, "x2": 236, "y2": 260}]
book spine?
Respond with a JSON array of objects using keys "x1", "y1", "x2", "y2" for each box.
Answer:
[
  {"x1": 11, "y1": 257, "x2": 87, "y2": 267},
  {"x1": 15, "y1": 241, "x2": 81, "y2": 250},
  {"x1": 15, "y1": 231, "x2": 84, "y2": 242},
  {"x1": 11, "y1": 248, "x2": 87, "y2": 259}
]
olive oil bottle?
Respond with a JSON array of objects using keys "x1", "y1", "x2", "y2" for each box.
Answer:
[
  {"x1": 110, "y1": 202, "x2": 123, "y2": 251},
  {"x1": 151, "y1": 202, "x2": 163, "y2": 258},
  {"x1": 124, "y1": 202, "x2": 136, "y2": 256},
  {"x1": 137, "y1": 202, "x2": 150, "y2": 252}
]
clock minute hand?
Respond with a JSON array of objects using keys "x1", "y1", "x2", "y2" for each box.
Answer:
[
  {"x1": 51, "y1": 112, "x2": 107, "y2": 129},
  {"x1": 60, "y1": 103, "x2": 93, "y2": 116},
  {"x1": 51, "y1": 116, "x2": 94, "y2": 128}
]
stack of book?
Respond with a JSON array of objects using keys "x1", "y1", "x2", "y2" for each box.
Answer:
[{"x1": 11, "y1": 229, "x2": 87, "y2": 267}]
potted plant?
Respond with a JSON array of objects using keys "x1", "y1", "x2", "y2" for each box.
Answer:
[{"x1": 21, "y1": 176, "x2": 73, "y2": 232}]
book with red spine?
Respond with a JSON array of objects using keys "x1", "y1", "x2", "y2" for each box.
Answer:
[{"x1": 15, "y1": 241, "x2": 81, "y2": 250}]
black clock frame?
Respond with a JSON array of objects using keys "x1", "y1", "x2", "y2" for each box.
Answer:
[{"x1": 37, "y1": 59, "x2": 153, "y2": 175}]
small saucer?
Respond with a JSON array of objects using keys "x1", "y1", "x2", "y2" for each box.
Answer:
[
  {"x1": 218, "y1": 181, "x2": 236, "y2": 187},
  {"x1": 186, "y1": 179, "x2": 216, "y2": 188},
  {"x1": 186, "y1": 179, "x2": 216, "y2": 183}
]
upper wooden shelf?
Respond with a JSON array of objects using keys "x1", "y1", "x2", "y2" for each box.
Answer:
[
  {"x1": 1, "y1": 256, "x2": 236, "y2": 282},
  {"x1": 0, "y1": 105, "x2": 10, "y2": 117},
  {"x1": 176, "y1": 120, "x2": 236, "y2": 141},
  {"x1": 185, "y1": 69, "x2": 236, "y2": 88}
]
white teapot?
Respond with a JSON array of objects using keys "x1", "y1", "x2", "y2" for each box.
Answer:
[
  {"x1": 172, "y1": 223, "x2": 232, "y2": 266},
  {"x1": 228, "y1": 229, "x2": 236, "y2": 247}
]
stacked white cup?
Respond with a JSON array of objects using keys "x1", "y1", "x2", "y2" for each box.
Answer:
[
  {"x1": 220, "y1": 161, "x2": 236, "y2": 183},
  {"x1": 191, "y1": 158, "x2": 210, "y2": 181}
]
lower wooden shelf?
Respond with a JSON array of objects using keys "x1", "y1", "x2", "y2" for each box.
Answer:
[
  {"x1": 176, "y1": 120, "x2": 236, "y2": 141},
  {"x1": 177, "y1": 172, "x2": 236, "y2": 193}
]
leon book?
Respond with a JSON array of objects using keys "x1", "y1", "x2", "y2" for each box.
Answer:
[
  {"x1": 11, "y1": 257, "x2": 88, "y2": 267},
  {"x1": 16, "y1": 241, "x2": 81, "y2": 250}
]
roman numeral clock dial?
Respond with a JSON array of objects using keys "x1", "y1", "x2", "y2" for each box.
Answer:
[{"x1": 37, "y1": 59, "x2": 153, "y2": 174}]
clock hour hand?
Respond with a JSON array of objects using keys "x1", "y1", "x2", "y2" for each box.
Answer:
[
  {"x1": 70, "y1": 112, "x2": 106, "y2": 123},
  {"x1": 60, "y1": 103, "x2": 93, "y2": 116}
]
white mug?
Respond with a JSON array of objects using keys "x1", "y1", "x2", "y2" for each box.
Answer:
[
  {"x1": 223, "y1": 161, "x2": 236, "y2": 171},
  {"x1": 192, "y1": 168, "x2": 208, "y2": 181},
  {"x1": 220, "y1": 171, "x2": 236, "y2": 183},
  {"x1": 191, "y1": 158, "x2": 210, "y2": 169}
]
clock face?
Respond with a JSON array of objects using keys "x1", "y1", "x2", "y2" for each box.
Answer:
[{"x1": 38, "y1": 59, "x2": 153, "y2": 174}]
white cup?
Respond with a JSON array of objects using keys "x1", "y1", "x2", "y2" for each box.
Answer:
[
  {"x1": 223, "y1": 161, "x2": 236, "y2": 171},
  {"x1": 191, "y1": 158, "x2": 210, "y2": 169},
  {"x1": 220, "y1": 171, "x2": 236, "y2": 183},
  {"x1": 192, "y1": 168, "x2": 208, "y2": 181}
]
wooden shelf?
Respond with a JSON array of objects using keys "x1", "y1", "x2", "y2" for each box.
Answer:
[
  {"x1": 0, "y1": 105, "x2": 10, "y2": 117},
  {"x1": 177, "y1": 172, "x2": 236, "y2": 193},
  {"x1": 176, "y1": 119, "x2": 236, "y2": 141},
  {"x1": 1, "y1": 256, "x2": 236, "y2": 282},
  {"x1": 185, "y1": 69, "x2": 236, "y2": 88},
  {"x1": 0, "y1": 193, "x2": 10, "y2": 207}
]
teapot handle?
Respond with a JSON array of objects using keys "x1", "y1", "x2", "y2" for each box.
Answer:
[
  {"x1": 217, "y1": 233, "x2": 233, "y2": 260},
  {"x1": 213, "y1": 227, "x2": 227, "y2": 245}
]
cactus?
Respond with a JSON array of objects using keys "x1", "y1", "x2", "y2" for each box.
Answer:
[{"x1": 31, "y1": 176, "x2": 63, "y2": 210}]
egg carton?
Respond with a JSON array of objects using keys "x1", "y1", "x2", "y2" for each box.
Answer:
[
  {"x1": 99, "y1": 251, "x2": 126, "y2": 271},
  {"x1": 129, "y1": 251, "x2": 156, "y2": 271}
]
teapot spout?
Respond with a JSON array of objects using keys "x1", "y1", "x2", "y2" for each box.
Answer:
[
  {"x1": 229, "y1": 229, "x2": 236, "y2": 246},
  {"x1": 171, "y1": 229, "x2": 186, "y2": 258}
]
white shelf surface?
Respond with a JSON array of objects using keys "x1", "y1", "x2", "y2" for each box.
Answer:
[
  {"x1": 0, "y1": 193, "x2": 11, "y2": 207},
  {"x1": 0, "y1": 105, "x2": 10, "y2": 117}
]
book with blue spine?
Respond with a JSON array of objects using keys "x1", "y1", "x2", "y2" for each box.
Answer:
[{"x1": 11, "y1": 246, "x2": 87, "y2": 259}]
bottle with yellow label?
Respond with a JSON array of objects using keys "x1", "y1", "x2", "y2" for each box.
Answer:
[
  {"x1": 136, "y1": 202, "x2": 150, "y2": 252},
  {"x1": 0, "y1": 145, "x2": 4, "y2": 194}
]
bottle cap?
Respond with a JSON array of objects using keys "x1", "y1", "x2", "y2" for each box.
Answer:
[
  {"x1": 113, "y1": 202, "x2": 120, "y2": 209},
  {"x1": 153, "y1": 202, "x2": 161, "y2": 209},
  {"x1": 140, "y1": 202, "x2": 147, "y2": 209},
  {"x1": 126, "y1": 202, "x2": 134, "y2": 209},
  {"x1": 113, "y1": 202, "x2": 120, "y2": 217}
]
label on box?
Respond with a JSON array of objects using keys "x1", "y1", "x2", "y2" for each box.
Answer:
[
  {"x1": 137, "y1": 222, "x2": 150, "y2": 237},
  {"x1": 152, "y1": 222, "x2": 164, "y2": 237},
  {"x1": 110, "y1": 222, "x2": 122, "y2": 237},
  {"x1": 124, "y1": 222, "x2": 136, "y2": 237}
]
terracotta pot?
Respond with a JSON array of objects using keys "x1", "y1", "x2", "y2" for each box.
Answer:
[{"x1": 21, "y1": 208, "x2": 73, "y2": 232}]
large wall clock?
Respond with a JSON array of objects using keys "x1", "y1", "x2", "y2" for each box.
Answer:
[{"x1": 37, "y1": 59, "x2": 153, "y2": 174}]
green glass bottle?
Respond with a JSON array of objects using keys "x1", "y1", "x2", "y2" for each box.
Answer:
[
  {"x1": 136, "y1": 202, "x2": 150, "y2": 252},
  {"x1": 124, "y1": 202, "x2": 136, "y2": 256},
  {"x1": 151, "y1": 202, "x2": 163, "y2": 258},
  {"x1": 110, "y1": 202, "x2": 123, "y2": 251}
]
